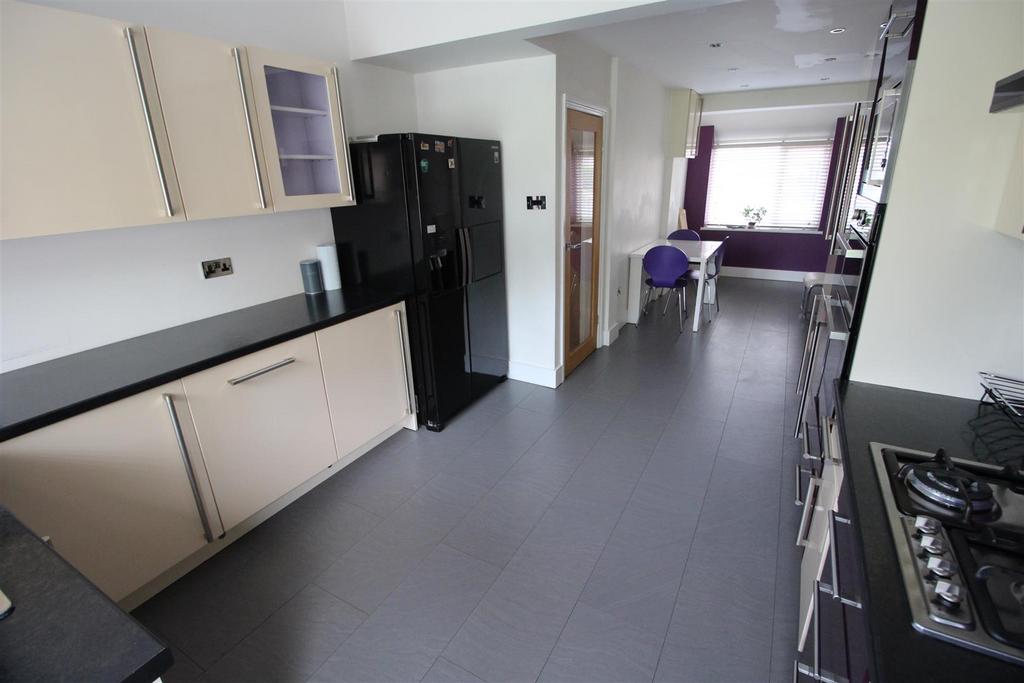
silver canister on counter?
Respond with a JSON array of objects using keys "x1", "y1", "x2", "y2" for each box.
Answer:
[{"x1": 300, "y1": 259, "x2": 324, "y2": 295}]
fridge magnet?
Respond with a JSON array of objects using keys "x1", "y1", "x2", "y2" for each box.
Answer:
[
  {"x1": 434, "y1": 141, "x2": 445, "y2": 153},
  {"x1": 448, "y1": 159, "x2": 455, "y2": 169},
  {"x1": 420, "y1": 158, "x2": 429, "y2": 173},
  {"x1": 494, "y1": 151, "x2": 500, "y2": 164},
  {"x1": 419, "y1": 141, "x2": 429, "y2": 151}
]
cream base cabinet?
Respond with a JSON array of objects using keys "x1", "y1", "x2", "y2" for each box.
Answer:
[
  {"x1": 145, "y1": 28, "x2": 273, "y2": 221},
  {"x1": 182, "y1": 334, "x2": 337, "y2": 531},
  {"x1": 317, "y1": 303, "x2": 415, "y2": 461},
  {"x1": 0, "y1": 382, "x2": 219, "y2": 602},
  {"x1": 0, "y1": 1, "x2": 184, "y2": 239}
]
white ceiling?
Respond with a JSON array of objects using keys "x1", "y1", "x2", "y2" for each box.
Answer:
[{"x1": 575, "y1": 0, "x2": 896, "y2": 93}]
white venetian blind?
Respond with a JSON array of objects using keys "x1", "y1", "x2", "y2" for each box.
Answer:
[
  {"x1": 570, "y1": 136, "x2": 595, "y2": 226},
  {"x1": 705, "y1": 141, "x2": 832, "y2": 229}
]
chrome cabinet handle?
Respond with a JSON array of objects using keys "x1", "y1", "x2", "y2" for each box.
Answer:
[
  {"x1": 395, "y1": 309, "x2": 414, "y2": 415},
  {"x1": 227, "y1": 357, "x2": 296, "y2": 385},
  {"x1": 232, "y1": 47, "x2": 266, "y2": 210},
  {"x1": 796, "y1": 476, "x2": 819, "y2": 546},
  {"x1": 125, "y1": 27, "x2": 172, "y2": 217},
  {"x1": 163, "y1": 394, "x2": 213, "y2": 543},
  {"x1": 331, "y1": 66, "x2": 356, "y2": 202},
  {"x1": 828, "y1": 509, "x2": 863, "y2": 608}
]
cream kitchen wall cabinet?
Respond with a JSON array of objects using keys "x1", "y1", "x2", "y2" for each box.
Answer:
[
  {"x1": 0, "y1": 382, "x2": 220, "y2": 603},
  {"x1": 246, "y1": 47, "x2": 356, "y2": 211},
  {"x1": 666, "y1": 88, "x2": 704, "y2": 159},
  {"x1": 144, "y1": 27, "x2": 273, "y2": 221},
  {"x1": 317, "y1": 303, "x2": 414, "y2": 462},
  {"x1": 1, "y1": 1, "x2": 184, "y2": 239},
  {"x1": 180, "y1": 334, "x2": 337, "y2": 531}
]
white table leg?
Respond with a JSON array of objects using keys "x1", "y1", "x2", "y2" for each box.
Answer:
[
  {"x1": 627, "y1": 254, "x2": 643, "y2": 325},
  {"x1": 692, "y1": 256, "x2": 707, "y2": 333}
]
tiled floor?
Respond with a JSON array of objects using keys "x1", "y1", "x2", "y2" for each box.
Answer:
[{"x1": 135, "y1": 277, "x2": 807, "y2": 683}]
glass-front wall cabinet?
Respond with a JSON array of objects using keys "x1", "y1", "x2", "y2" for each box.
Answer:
[{"x1": 248, "y1": 48, "x2": 354, "y2": 211}]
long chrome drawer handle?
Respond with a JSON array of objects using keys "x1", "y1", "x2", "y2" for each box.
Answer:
[
  {"x1": 163, "y1": 394, "x2": 213, "y2": 543},
  {"x1": 227, "y1": 357, "x2": 296, "y2": 385},
  {"x1": 828, "y1": 509, "x2": 863, "y2": 609},
  {"x1": 796, "y1": 476, "x2": 819, "y2": 546},
  {"x1": 125, "y1": 27, "x2": 173, "y2": 217},
  {"x1": 394, "y1": 310, "x2": 414, "y2": 414},
  {"x1": 232, "y1": 47, "x2": 266, "y2": 209}
]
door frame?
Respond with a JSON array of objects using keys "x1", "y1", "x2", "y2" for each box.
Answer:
[{"x1": 558, "y1": 96, "x2": 610, "y2": 380}]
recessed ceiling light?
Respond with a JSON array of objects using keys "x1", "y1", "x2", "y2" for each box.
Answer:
[
  {"x1": 709, "y1": 42, "x2": 722, "y2": 48},
  {"x1": 829, "y1": 27, "x2": 846, "y2": 34},
  {"x1": 820, "y1": 77, "x2": 831, "y2": 81},
  {"x1": 727, "y1": 67, "x2": 739, "y2": 72},
  {"x1": 824, "y1": 57, "x2": 837, "y2": 62},
  {"x1": 740, "y1": 84, "x2": 749, "y2": 88}
]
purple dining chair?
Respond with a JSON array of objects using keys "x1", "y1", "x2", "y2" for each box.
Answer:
[
  {"x1": 642, "y1": 245, "x2": 690, "y2": 332},
  {"x1": 687, "y1": 235, "x2": 729, "y2": 322},
  {"x1": 667, "y1": 229, "x2": 701, "y2": 241}
]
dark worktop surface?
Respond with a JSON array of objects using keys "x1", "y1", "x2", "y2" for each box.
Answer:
[
  {"x1": 0, "y1": 507, "x2": 172, "y2": 683},
  {"x1": 836, "y1": 380, "x2": 1023, "y2": 683},
  {"x1": 0, "y1": 287, "x2": 404, "y2": 442}
]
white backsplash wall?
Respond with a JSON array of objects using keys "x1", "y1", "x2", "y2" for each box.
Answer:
[
  {"x1": 0, "y1": 211, "x2": 333, "y2": 371},
  {"x1": 2, "y1": 1, "x2": 418, "y2": 372}
]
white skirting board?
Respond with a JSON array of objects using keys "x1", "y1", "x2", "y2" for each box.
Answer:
[
  {"x1": 508, "y1": 360, "x2": 560, "y2": 388},
  {"x1": 720, "y1": 266, "x2": 808, "y2": 282}
]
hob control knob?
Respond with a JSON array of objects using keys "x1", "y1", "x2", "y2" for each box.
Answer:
[
  {"x1": 935, "y1": 580, "x2": 963, "y2": 606},
  {"x1": 926, "y1": 556, "x2": 956, "y2": 579},
  {"x1": 920, "y1": 535, "x2": 945, "y2": 555},
  {"x1": 914, "y1": 516, "x2": 940, "y2": 536}
]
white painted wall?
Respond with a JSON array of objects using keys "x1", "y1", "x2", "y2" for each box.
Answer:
[
  {"x1": 414, "y1": 56, "x2": 560, "y2": 387},
  {"x1": 604, "y1": 58, "x2": 668, "y2": 336},
  {"x1": 850, "y1": 0, "x2": 1024, "y2": 399},
  {"x1": 0, "y1": 1, "x2": 418, "y2": 372}
]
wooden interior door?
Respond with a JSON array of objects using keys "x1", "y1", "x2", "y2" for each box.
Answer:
[{"x1": 564, "y1": 109, "x2": 603, "y2": 375}]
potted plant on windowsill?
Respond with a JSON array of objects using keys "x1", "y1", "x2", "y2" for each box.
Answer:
[{"x1": 742, "y1": 206, "x2": 767, "y2": 228}]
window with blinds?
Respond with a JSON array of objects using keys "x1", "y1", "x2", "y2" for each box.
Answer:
[
  {"x1": 570, "y1": 135, "x2": 596, "y2": 227},
  {"x1": 705, "y1": 141, "x2": 832, "y2": 229}
]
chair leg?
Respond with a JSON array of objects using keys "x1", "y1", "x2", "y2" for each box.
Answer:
[
  {"x1": 716, "y1": 282, "x2": 721, "y2": 313},
  {"x1": 682, "y1": 282, "x2": 687, "y2": 315},
  {"x1": 641, "y1": 285, "x2": 652, "y2": 316},
  {"x1": 677, "y1": 289, "x2": 684, "y2": 332},
  {"x1": 662, "y1": 289, "x2": 673, "y2": 316}
]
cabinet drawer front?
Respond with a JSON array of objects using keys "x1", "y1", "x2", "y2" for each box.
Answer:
[
  {"x1": 182, "y1": 334, "x2": 336, "y2": 531},
  {"x1": 0, "y1": 382, "x2": 212, "y2": 602},
  {"x1": 318, "y1": 303, "x2": 410, "y2": 459}
]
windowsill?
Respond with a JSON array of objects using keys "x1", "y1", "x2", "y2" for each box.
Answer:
[{"x1": 702, "y1": 224, "x2": 820, "y2": 235}]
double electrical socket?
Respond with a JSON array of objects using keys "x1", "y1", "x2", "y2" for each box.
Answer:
[{"x1": 202, "y1": 257, "x2": 233, "y2": 279}]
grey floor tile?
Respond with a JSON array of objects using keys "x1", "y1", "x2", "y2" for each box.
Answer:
[
  {"x1": 200, "y1": 585, "x2": 366, "y2": 682},
  {"x1": 311, "y1": 544, "x2": 499, "y2": 683},
  {"x1": 444, "y1": 478, "x2": 555, "y2": 568},
  {"x1": 539, "y1": 602, "x2": 665, "y2": 683},
  {"x1": 422, "y1": 657, "x2": 486, "y2": 683}
]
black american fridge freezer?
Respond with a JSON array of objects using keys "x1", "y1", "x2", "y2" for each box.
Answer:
[{"x1": 331, "y1": 134, "x2": 509, "y2": 431}]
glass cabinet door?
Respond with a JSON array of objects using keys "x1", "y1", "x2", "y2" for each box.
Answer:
[{"x1": 246, "y1": 47, "x2": 354, "y2": 211}]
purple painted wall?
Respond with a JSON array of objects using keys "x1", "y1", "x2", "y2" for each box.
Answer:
[
  {"x1": 683, "y1": 125, "x2": 714, "y2": 228},
  {"x1": 700, "y1": 228, "x2": 829, "y2": 272}
]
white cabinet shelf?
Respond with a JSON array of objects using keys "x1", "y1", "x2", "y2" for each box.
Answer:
[
  {"x1": 279, "y1": 153, "x2": 335, "y2": 160},
  {"x1": 270, "y1": 104, "x2": 329, "y2": 116}
]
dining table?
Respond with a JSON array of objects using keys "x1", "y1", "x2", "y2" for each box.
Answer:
[{"x1": 626, "y1": 238, "x2": 725, "y2": 332}]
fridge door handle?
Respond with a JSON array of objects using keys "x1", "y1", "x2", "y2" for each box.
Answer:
[{"x1": 464, "y1": 227, "x2": 475, "y2": 284}]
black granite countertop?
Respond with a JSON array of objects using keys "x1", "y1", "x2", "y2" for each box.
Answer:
[
  {"x1": 0, "y1": 287, "x2": 405, "y2": 442},
  {"x1": 0, "y1": 507, "x2": 172, "y2": 682},
  {"x1": 835, "y1": 380, "x2": 1024, "y2": 683}
]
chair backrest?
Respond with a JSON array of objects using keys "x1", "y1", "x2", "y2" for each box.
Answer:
[
  {"x1": 709, "y1": 235, "x2": 729, "y2": 278},
  {"x1": 667, "y1": 229, "x2": 701, "y2": 241},
  {"x1": 643, "y1": 245, "x2": 689, "y2": 288}
]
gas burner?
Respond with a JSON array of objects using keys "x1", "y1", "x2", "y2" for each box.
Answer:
[
  {"x1": 901, "y1": 448, "x2": 1000, "y2": 522},
  {"x1": 906, "y1": 467, "x2": 998, "y2": 514}
]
